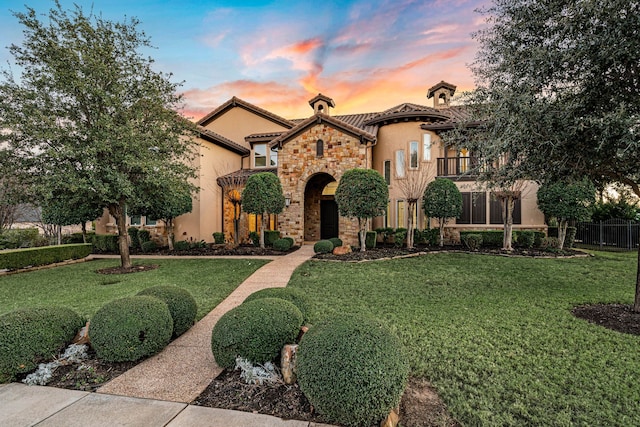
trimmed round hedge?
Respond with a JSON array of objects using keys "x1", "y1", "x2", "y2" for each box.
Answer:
[
  {"x1": 0, "y1": 306, "x2": 84, "y2": 382},
  {"x1": 137, "y1": 285, "x2": 197, "y2": 337},
  {"x1": 296, "y1": 314, "x2": 409, "y2": 427},
  {"x1": 273, "y1": 238, "x2": 292, "y2": 252},
  {"x1": 211, "y1": 298, "x2": 303, "y2": 368},
  {"x1": 328, "y1": 237, "x2": 342, "y2": 248},
  {"x1": 244, "y1": 287, "x2": 311, "y2": 324},
  {"x1": 313, "y1": 240, "x2": 333, "y2": 254},
  {"x1": 90, "y1": 296, "x2": 173, "y2": 362}
]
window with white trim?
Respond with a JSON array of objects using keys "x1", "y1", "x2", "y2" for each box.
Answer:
[
  {"x1": 423, "y1": 134, "x2": 432, "y2": 161},
  {"x1": 410, "y1": 141, "x2": 419, "y2": 169},
  {"x1": 395, "y1": 150, "x2": 405, "y2": 178}
]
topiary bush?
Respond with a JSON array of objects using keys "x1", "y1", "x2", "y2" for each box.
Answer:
[
  {"x1": 213, "y1": 232, "x2": 225, "y2": 244},
  {"x1": 515, "y1": 231, "x2": 535, "y2": 248},
  {"x1": 137, "y1": 286, "x2": 197, "y2": 337},
  {"x1": 244, "y1": 288, "x2": 311, "y2": 324},
  {"x1": 90, "y1": 296, "x2": 173, "y2": 362},
  {"x1": 249, "y1": 231, "x2": 260, "y2": 247},
  {"x1": 314, "y1": 240, "x2": 334, "y2": 254},
  {"x1": 328, "y1": 237, "x2": 342, "y2": 248},
  {"x1": 461, "y1": 233, "x2": 483, "y2": 250},
  {"x1": 141, "y1": 240, "x2": 158, "y2": 252},
  {"x1": 0, "y1": 307, "x2": 84, "y2": 382},
  {"x1": 264, "y1": 230, "x2": 281, "y2": 247},
  {"x1": 366, "y1": 231, "x2": 377, "y2": 249},
  {"x1": 283, "y1": 237, "x2": 295, "y2": 247},
  {"x1": 211, "y1": 298, "x2": 303, "y2": 368},
  {"x1": 273, "y1": 238, "x2": 292, "y2": 252},
  {"x1": 296, "y1": 314, "x2": 409, "y2": 427}
]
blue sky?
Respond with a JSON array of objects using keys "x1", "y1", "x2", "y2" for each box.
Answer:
[{"x1": 0, "y1": 0, "x2": 487, "y2": 118}]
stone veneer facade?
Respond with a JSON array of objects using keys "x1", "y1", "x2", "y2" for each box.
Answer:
[{"x1": 277, "y1": 122, "x2": 372, "y2": 247}]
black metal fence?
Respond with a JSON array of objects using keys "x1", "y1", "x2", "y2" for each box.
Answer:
[{"x1": 575, "y1": 219, "x2": 640, "y2": 250}]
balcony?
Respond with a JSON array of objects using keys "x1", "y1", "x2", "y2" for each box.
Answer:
[{"x1": 436, "y1": 156, "x2": 478, "y2": 180}]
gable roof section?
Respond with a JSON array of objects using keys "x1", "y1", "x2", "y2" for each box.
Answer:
[
  {"x1": 420, "y1": 105, "x2": 479, "y2": 131},
  {"x1": 270, "y1": 113, "x2": 377, "y2": 148},
  {"x1": 216, "y1": 167, "x2": 277, "y2": 187},
  {"x1": 197, "y1": 126, "x2": 250, "y2": 155},
  {"x1": 427, "y1": 81, "x2": 457, "y2": 99},
  {"x1": 197, "y1": 96, "x2": 295, "y2": 129},
  {"x1": 364, "y1": 102, "x2": 451, "y2": 126}
]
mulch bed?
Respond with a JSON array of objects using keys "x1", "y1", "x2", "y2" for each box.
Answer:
[
  {"x1": 147, "y1": 245, "x2": 298, "y2": 257},
  {"x1": 572, "y1": 303, "x2": 640, "y2": 336},
  {"x1": 96, "y1": 264, "x2": 159, "y2": 274}
]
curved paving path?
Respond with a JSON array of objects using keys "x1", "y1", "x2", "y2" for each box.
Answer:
[{"x1": 96, "y1": 244, "x2": 316, "y2": 403}]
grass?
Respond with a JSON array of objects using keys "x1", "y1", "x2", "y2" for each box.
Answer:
[
  {"x1": 0, "y1": 258, "x2": 269, "y2": 320},
  {"x1": 288, "y1": 251, "x2": 640, "y2": 426}
]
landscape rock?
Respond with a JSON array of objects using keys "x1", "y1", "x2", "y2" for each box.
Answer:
[
  {"x1": 281, "y1": 344, "x2": 298, "y2": 384},
  {"x1": 380, "y1": 408, "x2": 399, "y2": 427},
  {"x1": 333, "y1": 245, "x2": 352, "y2": 255},
  {"x1": 73, "y1": 321, "x2": 90, "y2": 345}
]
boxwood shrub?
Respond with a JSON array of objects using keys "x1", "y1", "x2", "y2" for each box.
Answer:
[
  {"x1": 459, "y1": 230, "x2": 506, "y2": 247},
  {"x1": 90, "y1": 296, "x2": 173, "y2": 362},
  {"x1": 173, "y1": 240, "x2": 190, "y2": 251},
  {"x1": 461, "y1": 233, "x2": 483, "y2": 250},
  {"x1": 515, "y1": 231, "x2": 535, "y2": 248},
  {"x1": 0, "y1": 228, "x2": 41, "y2": 249},
  {"x1": 211, "y1": 298, "x2": 303, "y2": 368},
  {"x1": 313, "y1": 240, "x2": 334, "y2": 254},
  {"x1": 0, "y1": 307, "x2": 84, "y2": 382},
  {"x1": 393, "y1": 228, "x2": 406, "y2": 248},
  {"x1": 141, "y1": 240, "x2": 158, "y2": 253},
  {"x1": 264, "y1": 230, "x2": 281, "y2": 247},
  {"x1": 213, "y1": 232, "x2": 225, "y2": 244},
  {"x1": 329, "y1": 237, "x2": 343, "y2": 248},
  {"x1": 92, "y1": 234, "x2": 119, "y2": 253},
  {"x1": 296, "y1": 314, "x2": 409, "y2": 427},
  {"x1": 273, "y1": 238, "x2": 292, "y2": 252},
  {"x1": 366, "y1": 231, "x2": 377, "y2": 249},
  {"x1": 137, "y1": 286, "x2": 197, "y2": 337},
  {"x1": 244, "y1": 287, "x2": 311, "y2": 324},
  {"x1": 0, "y1": 244, "x2": 92, "y2": 270}
]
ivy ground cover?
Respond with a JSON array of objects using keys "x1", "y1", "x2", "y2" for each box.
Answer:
[{"x1": 288, "y1": 251, "x2": 640, "y2": 426}]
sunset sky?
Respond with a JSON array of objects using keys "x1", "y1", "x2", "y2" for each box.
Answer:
[{"x1": 0, "y1": 0, "x2": 488, "y2": 119}]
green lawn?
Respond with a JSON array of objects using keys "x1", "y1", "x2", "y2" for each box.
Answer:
[
  {"x1": 288, "y1": 251, "x2": 640, "y2": 426},
  {"x1": 0, "y1": 258, "x2": 268, "y2": 320}
]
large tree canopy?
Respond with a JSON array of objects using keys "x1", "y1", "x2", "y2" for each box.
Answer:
[
  {"x1": 453, "y1": 0, "x2": 640, "y2": 310},
  {"x1": 0, "y1": 2, "x2": 198, "y2": 268},
  {"x1": 335, "y1": 169, "x2": 388, "y2": 252}
]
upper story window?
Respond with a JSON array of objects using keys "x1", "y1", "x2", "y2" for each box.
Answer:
[
  {"x1": 316, "y1": 139, "x2": 324, "y2": 157},
  {"x1": 423, "y1": 134, "x2": 432, "y2": 161},
  {"x1": 410, "y1": 141, "x2": 419, "y2": 169},
  {"x1": 395, "y1": 150, "x2": 406, "y2": 178},
  {"x1": 383, "y1": 160, "x2": 391, "y2": 185},
  {"x1": 254, "y1": 143, "x2": 277, "y2": 168}
]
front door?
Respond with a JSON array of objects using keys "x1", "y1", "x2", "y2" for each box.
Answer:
[{"x1": 320, "y1": 200, "x2": 339, "y2": 239}]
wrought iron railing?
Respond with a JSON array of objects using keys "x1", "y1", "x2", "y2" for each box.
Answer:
[{"x1": 436, "y1": 156, "x2": 478, "y2": 177}]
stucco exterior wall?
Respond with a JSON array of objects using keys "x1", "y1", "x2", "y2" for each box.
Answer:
[{"x1": 202, "y1": 107, "x2": 289, "y2": 146}]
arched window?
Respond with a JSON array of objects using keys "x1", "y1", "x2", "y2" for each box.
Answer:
[{"x1": 316, "y1": 139, "x2": 324, "y2": 157}]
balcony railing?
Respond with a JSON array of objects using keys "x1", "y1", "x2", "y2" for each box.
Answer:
[{"x1": 437, "y1": 156, "x2": 478, "y2": 179}]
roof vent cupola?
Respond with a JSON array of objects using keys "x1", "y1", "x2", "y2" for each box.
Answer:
[
  {"x1": 427, "y1": 81, "x2": 457, "y2": 109},
  {"x1": 308, "y1": 93, "x2": 335, "y2": 116}
]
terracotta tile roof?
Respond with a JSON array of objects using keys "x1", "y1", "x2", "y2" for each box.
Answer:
[
  {"x1": 197, "y1": 126, "x2": 250, "y2": 155},
  {"x1": 364, "y1": 102, "x2": 451, "y2": 126},
  {"x1": 245, "y1": 131, "x2": 286, "y2": 144},
  {"x1": 197, "y1": 96, "x2": 295, "y2": 129},
  {"x1": 420, "y1": 105, "x2": 476, "y2": 131},
  {"x1": 269, "y1": 113, "x2": 377, "y2": 148},
  {"x1": 216, "y1": 167, "x2": 277, "y2": 187}
]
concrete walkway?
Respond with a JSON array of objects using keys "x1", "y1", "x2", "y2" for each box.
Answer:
[{"x1": 96, "y1": 244, "x2": 316, "y2": 403}]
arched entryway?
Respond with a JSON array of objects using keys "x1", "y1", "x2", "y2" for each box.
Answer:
[{"x1": 304, "y1": 173, "x2": 338, "y2": 241}]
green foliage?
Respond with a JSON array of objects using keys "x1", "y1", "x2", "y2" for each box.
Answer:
[
  {"x1": 137, "y1": 229, "x2": 151, "y2": 245},
  {"x1": 0, "y1": 228, "x2": 41, "y2": 249},
  {"x1": 515, "y1": 231, "x2": 535, "y2": 249},
  {"x1": 141, "y1": 240, "x2": 158, "y2": 252},
  {"x1": 375, "y1": 227, "x2": 395, "y2": 245},
  {"x1": 242, "y1": 173, "x2": 285, "y2": 216},
  {"x1": 249, "y1": 232, "x2": 260, "y2": 247},
  {"x1": 172, "y1": 240, "x2": 190, "y2": 251},
  {"x1": 328, "y1": 237, "x2": 342, "y2": 248},
  {"x1": 592, "y1": 198, "x2": 640, "y2": 222},
  {"x1": 422, "y1": 178, "x2": 463, "y2": 222},
  {"x1": 128, "y1": 227, "x2": 140, "y2": 250},
  {"x1": 0, "y1": 307, "x2": 83, "y2": 382},
  {"x1": 0, "y1": 244, "x2": 92, "y2": 270},
  {"x1": 335, "y1": 169, "x2": 388, "y2": 221},
  {"x1": 90, "y1": 296, "x2": 173, "y2": 362},
  {"x1": 537, "y1": 180, "x2": 596, "y2": 223},
  {"x1": 244, "y1": 287, "x2": 311, "y2": 324},
  {"x1": 422, "y1": 228, "x2": 440, "y2": 246},
  {"x1": 461, "y1": 233, "x2": 483, "y2": 250},
  {"x1": 264, "y1": 230, "x2": 281, "y2": 247},
  {"x1": 137, "y1": 286, "x2": 197, "y2": 337},
  {"x1": 283, "y1": 237, "x2": 294, "y2": 247},
  {"x1": 297, "y1": 314, "x2": 409, "y2": 427},
  {"x1": 365, "y1": 231, "x2": 377, "y2": 249},
  {"x1": 40, "y1": 193, "x2": 103, "y2": 229},
  {"x1": 393, "y1": 228, "x2": 407, "y2": 248},
  {"x1": 273, "y1": 238, "x2": 292, "y2": 252},
  {"x1": 313, "y1": 240, "x2": 334, "y2": 254},
  {"x1": 565, "y1": 227, "x2": 577, "y2": 249},
  {"x1": 211, "y1": 298, "x2": 303, "y2": 368},
  {"x1": 91, "y1": 234, "x2": 119, "y2": 253},
  {"x1": 459, "y1": 231, "x2": 505, "y2": 248},
  {"x1": 62, "y1": 231, "x2": 95, "y2": 244},
  {"x1": 213, "y1": 232, "x2": 225, "y2": 244}
]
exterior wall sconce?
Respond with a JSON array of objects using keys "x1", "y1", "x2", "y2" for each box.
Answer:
[{"x1": 285, "y1": 193, "x2": 291, "y2": 207}]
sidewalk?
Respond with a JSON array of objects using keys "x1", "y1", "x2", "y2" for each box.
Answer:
[{"x1": 0, "y1": 245, "x2": 326, "y2": 427}]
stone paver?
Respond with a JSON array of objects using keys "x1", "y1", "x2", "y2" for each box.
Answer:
[
  {"x1": 167, "y1": 405, "x2": 309, "y2": 427},
  {"x1": 97, "y1": 245, "x2": 316, "y2": 403}
]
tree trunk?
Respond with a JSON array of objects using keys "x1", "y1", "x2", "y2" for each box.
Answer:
[
  {"x1": 233, "y1": 202, "x2": 240, "y2": 245},
  {"x1": 634, "y1": 244, "x2": 640, "y2": 312},
  {"x1": 56, "y1": 225, "x2": 62, "y2": 245},
  {"x1": 438, "y1": 220, "x2": 445, "y2": 247},
  {"x1": 166, "y1": 218, "x2": 174, "y2": 251},
  {"x1": 557, "y1": 219, "x2": 568, "y2": 250},
  {"x1": 260, "y1": 213, "x2": 267, "y2": 248},
  {"x1": 81, "y1": 221, "x2": 87, "y2": 244},
  {"x1": 407, "y1": 202, "x2": 415, "y2": 249},
  {"x1": 359, "y1": 218, "x2": 366, "y2": 252},
  {"x1": 109, "y1": 201, "x2": 132, "y2": 269},
  {"x1": 502, "y1": 196, "x2": 514, "y2": 251}
]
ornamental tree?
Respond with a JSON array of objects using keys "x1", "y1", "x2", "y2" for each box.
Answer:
[
  {"x1": 0, "y1": 3, "x2": 198, "y2": 269},
  {"x1": 422, "y1": 178, "x2": 462, "y2": 247},
  {"x1": 335, "y1": 169, "x2": 388, "y2": 252},
  {"x1": 41, "y1": 190, "x2": 104, "y2": 244},
  {"x1": 242, "y1": 172, "x2": 285, "y2": 248},
  {"x1": 537, "y1": 179, "x2": 595, "y2": 250}
]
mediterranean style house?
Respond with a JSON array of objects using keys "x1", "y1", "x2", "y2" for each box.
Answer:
[{"x1": 96, "y1": 81, "x2": 546, "y2": 246}]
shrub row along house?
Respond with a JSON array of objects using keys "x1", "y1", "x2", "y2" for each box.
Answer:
[{"x1": 96, "y1": 81, "x2": 545, "y2": 247}]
